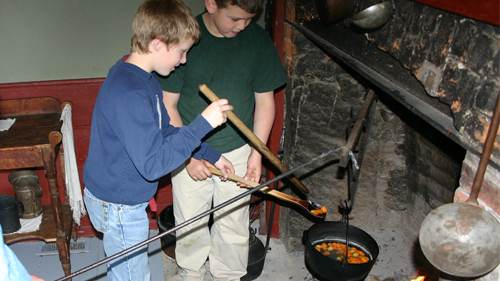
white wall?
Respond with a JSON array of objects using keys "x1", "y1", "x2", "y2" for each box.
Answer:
[{"x1": 0, "y1": 0, "x2": 265, "y2": 84}]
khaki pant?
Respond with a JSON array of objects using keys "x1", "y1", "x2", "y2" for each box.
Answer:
[{"x1": 172, "y1": 144, "x2": 251, "y2": 281}]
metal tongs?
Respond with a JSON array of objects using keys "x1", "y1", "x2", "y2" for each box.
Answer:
[{"x1": 208, "y1": 167, "x2": 326, "y2": 218}]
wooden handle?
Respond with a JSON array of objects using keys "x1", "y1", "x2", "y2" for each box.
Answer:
[
  {"x1": 339, "y1": 89, "x2": 375, "y2": 167},
  {"x1": 208, "y1": 167, "x2": 304, "y2": 206},
  {"x1": 199, "y1": 84, "x2": 309, "y2": 194},
  {"x1": 467, "y1": 91, "x2": 500, "y2": 204}
]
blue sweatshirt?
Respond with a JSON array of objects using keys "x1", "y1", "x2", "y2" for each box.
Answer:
[{"x1": 83, "y1": 57, "x2": 221, "y2": 205}]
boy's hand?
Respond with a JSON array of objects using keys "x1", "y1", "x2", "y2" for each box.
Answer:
[
  {"x1": 213, "y1": 156, "x2": 235, "y2": 181},
  {"x1": 242, "y1": 150, "x2": 262, "y2": 187},
  {"x1": 201, "y1": 99, "x2": 234, "y2": 128},
  {"x1": 185, "y1": 158, "x2": 212, "y2": 181}
]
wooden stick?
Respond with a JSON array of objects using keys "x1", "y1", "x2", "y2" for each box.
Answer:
[
  {"x1": 208, "y1": 167, "x2": 324, "y2": 218},
  {"x1": 199, "y1": 83, "x2": 309, "y2": 194}
]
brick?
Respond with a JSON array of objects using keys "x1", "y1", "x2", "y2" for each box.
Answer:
[
  {"x1": 284, "y1": 23, "x2": 292, "y2": 41},
  {"x1": 285, "y1": 57, "x2": 293, "y2": 72},
  {"x1": 443, "y1": 187, "x2": 455, "y2": 203},
  {"x1": 456, "y1": 67, "x2": 480, "y2": 109},
  {"x1": 453, "y1": 187, "x2": 471, "y2": 203},
  {"x1": 449, "y1": 19, "x2": 479, "y2": 63},
  {"x1": 469, "y1": 30, "x2": 500, "y2": 74},
  {"x1": 419, "y1": 175, "x2": 451, "y2": 206},
  {"x1": 285, "y1": 3, "x2": 295, "y2": 21},
  {"x1": 284, "y1": 40, "x2": 294, "y2": 59},
  {"x1": 417, "y1": 60, "x2": 442, "y2": 96},
  {"x1": 412, "y1": 192, "x2": 434, "y2": 215},
  {"x1": 458, "y1": 153, "x2": 500, "y2": 215},
  {"x1": 475, "y1": 80, "x2": 499, "y2": 115},
  {"x1": 415, "y1": 157, "x2": 431, "y2": 177},
  {"x1": 426, "y1": 13, "x2": 457, "y2": 67},
  {"x1": 493, "y1": 48, "x2": 500, "y2": 76},
  {"x1": 429, "y1": 166, "x2": 460, "y2": 192},
  {"x1": 437, "y1": 57, "x2": 461, "y2": 106},
  {"x1": 461, "y1": 112, "x2": 500, "y2": 156}
]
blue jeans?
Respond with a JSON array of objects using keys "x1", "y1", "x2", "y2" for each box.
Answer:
[{"x1": 84, "y1": 188, "x2": 151, "y2": 281}]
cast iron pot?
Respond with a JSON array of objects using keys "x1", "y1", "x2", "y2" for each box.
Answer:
[
  {"x1": 158, "y1": 204, "x2": 215, "y2": 259},
  {"x1": 157, "y1": 204, "x2": 177, "y2": 258},
  {"x1": 304, "y1": 221, "x2": 379, "y2": 281},
  {"x1": 241, "y1": 228, "x2": 266, "y2": 281}
]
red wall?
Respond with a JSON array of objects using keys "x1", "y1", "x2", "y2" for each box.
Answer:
[
  {"x1": 0, "y1": 78, "x2": 284, "y2": 238},
  {"x1": 264, "y1": 0, "x2": 286, "y2": 239},
  {"x1": 411, "y1": 0, "x2": 499, "y2": 25}
]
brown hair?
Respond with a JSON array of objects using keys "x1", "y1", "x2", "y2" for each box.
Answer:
[
  {"x1": 131, "y1": 0, "x2": 200, "y2": 54},
  {"x1": 214, "y1": 0, "x2": 263, "y2": 14}
]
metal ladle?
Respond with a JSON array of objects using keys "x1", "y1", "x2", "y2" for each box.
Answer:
[
  {"x1": 208, "y1": 167, "x2": 327, "y2": 218},
  {"x1": 351, "y1": 0, "x2": 394, "y2": 29},
  {"x1": 419, "y1": 92, "x2": 500, "y2": 277}
]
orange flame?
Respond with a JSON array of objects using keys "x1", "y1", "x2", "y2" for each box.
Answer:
[{"x1": 411, "y1": 276, "x2": 426, "y2": 281}]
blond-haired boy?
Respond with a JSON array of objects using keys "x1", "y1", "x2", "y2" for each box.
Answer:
[{"x1": 83, "y1": 0, "x2": 235, "y2": 280}]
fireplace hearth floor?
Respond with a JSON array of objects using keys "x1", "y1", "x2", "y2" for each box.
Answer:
[{"x1": 162, "y1": 220, "x2": 419, "y2": 281}]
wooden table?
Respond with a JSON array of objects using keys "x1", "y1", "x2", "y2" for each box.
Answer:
[{"x1": 0, "y1": 97, "x2": 76, "y2": 277}]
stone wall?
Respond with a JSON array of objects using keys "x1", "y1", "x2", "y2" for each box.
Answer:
[
  {"x1": 279, "y1": 29, "x2": 464, "y2": 248},
  {"x1": 288, "y1": 0, "x2": 500, "y2": 166}
]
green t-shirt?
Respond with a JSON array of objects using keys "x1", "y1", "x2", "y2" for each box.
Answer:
[{"x1": 157, "y1": 14, "x2": 287, "y2": 153}]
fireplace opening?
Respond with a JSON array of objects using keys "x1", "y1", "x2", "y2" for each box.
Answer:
[
  {"x1": 275, "y1": 0, "x2": 500, "y2": 279},
  {"x1": 278, "y1": 28, "x2": 468, "y2": 281}
]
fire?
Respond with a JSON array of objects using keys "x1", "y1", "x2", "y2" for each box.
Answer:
[{"x1": 411, "y1": 276, "x2": 426, "y2": 281}]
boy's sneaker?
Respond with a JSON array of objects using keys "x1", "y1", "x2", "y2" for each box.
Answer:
[{"x1": 163, "y1": 254, "x2": 180, "y2": 278}]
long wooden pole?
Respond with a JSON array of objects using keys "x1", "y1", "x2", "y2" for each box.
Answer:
[{"x1": 199, "y1": 83, "x2": 309, "y2": 194}]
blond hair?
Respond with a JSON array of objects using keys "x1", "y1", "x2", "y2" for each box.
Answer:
[{"x1": 131, "y1": 0, "x2": 200, "y2": 54}]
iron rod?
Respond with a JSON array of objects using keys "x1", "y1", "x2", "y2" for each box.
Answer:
[{"x1": 55, "y1": 146, "x2": 354, "y2": 281}]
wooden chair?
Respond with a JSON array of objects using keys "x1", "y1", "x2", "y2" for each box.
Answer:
[{"x1": 0, "y1": 97, "x2": 77, "y2": 277}]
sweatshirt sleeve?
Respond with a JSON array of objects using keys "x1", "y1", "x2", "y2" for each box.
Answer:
[
  {"x1": 192, "y1": 142, "x2": 221, "y2": 164},
  {"x1": 187, "y1": 115, "x2": 221, "y2": 164},
  {"x1": 107, "y1": 89, "x2": 216, "y2": 181}
]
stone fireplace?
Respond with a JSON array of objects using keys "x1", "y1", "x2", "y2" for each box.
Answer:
[{"x1": 274, "y1": 0, "x2": 500, "y2": 280}]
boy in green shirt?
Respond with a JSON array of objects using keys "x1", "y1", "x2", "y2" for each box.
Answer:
[{"x1": 157, "y1": 0, "x2": 286, "y2": 279}]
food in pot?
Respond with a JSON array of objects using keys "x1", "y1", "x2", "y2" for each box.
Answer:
[
  {"x1": 314, "y1": 242, "x2": 370, "y2": 264},
  {"x1": 310, "y1": 206, "x2": 327, "y2": 216}
]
